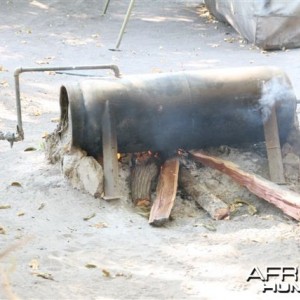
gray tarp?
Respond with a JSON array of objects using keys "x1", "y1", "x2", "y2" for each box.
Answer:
[{"x1": 205, "y1": 0, "x2": 300, "y2": 50}]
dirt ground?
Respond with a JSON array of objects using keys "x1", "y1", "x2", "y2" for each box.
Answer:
[{"x1": 1, "y1": 1, "x2": 300, "y2": 299}]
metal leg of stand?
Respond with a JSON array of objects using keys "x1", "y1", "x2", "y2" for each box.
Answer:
[
  {"x1": 102, "y1": 100, "x2": 120, "y2": 200},
  {"x1": 102, "y1": 0, "x2": 110, "y2": 15},
  {"x1": 114, "y1": 0, "x2": 136, "y2": 50},
  {"x1": 263, "y1": 105, "x2": 285, "y2": 184}
]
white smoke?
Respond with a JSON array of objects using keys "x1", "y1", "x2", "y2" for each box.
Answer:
[{"x1": 259, "y1": 77, "x2": 292, "y2": 123}]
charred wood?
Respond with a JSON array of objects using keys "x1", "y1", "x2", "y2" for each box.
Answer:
[
  {"x1": 190, "y1": 151, "x2": 300, "y2": 221},
  {"x1": 179, "y1": 166, "x2": 229, "y2": 220},
  {"x1": 149, "y1": 158, "x2": 180, "y2": 226},
  {"x1": 131, "y1": 155, "x2": 160, "y2": 206}
]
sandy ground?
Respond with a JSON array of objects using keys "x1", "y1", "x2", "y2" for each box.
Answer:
[{"x1": 1, "y1": 1, "x2": 300, "y2": 299}]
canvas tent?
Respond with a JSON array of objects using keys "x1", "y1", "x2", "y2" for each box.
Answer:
[{"x1": 205, "y1": 0, "x2": 300, "y2": 50}]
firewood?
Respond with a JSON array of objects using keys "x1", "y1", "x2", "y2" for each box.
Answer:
[
  {"x1": 190, "y1": 151, "x2": 300, "y2": 221},
  {"x1": 179, "y1": 166, "x2": 229, "y2": 220},
  {"x1": 131, "y1": 156, "x2": 160, "y2": 206},
  {"x1": 263, "y1": 105, "x2": 285, "y2": 183},
  {"x1": 149, "y1": 158, "x2": 180, "y2": 226}
]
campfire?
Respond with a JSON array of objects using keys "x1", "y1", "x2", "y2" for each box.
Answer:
[{"x1": 45, "y1": 66, "x2": 300, "y2": 226}]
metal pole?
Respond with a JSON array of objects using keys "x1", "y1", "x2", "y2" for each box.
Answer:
[
  {"x1": 14, "y1": 72, "x2": 24, "y2": 140},
  {"x1": 102, "y1": 0, "x2": 111, "y2": 15},
  {"x1": 13, "y1": 64, "x2": 120, "y2": 142},
  {"x1": 114, "y1": 0, "x2": 136, "y2": 50}
]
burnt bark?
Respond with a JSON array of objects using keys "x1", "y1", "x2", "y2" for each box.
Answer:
[
  {"x1": 131, "y1": 156, "x2": 160, "y2": 206},
  {"x1": 190, "y1": 150, "x2": 300, "y2": 221},
  {"x1": 149, "y1": 158, "x2": 180, "y2": 226},
  {"x1": 179, "y1": 166, "x2": 229, "y2": 220}
]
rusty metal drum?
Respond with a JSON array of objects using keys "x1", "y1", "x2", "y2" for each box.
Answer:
[{"x1": 58, "y1": 66, "x2": 297, "y2": 157}]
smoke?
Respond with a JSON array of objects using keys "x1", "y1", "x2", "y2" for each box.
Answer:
[{"x1": 259, "y1": 77, "x2": 292, "y2": 123}]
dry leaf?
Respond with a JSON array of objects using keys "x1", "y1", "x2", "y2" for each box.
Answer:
[
  {"x1": 0, "y1": 205, "x2": 11, "y2": 209},
  {"x1": 33, "y1": 111, "x2": 41, "y2": 116},
  {"x1": 35, "y1": 60, "x2": 49, "y2": 65},
  {"x1": 151, "y1": 68, "x2": 162, "y2": 74},
  {"x1": 83, "y1": 213, "x2": 96, "y2": 221},
  {"x1": 29, "y1": 259, "x2": 39, "y2": 270},
  {"x1": 0, "y1": 226, "x2": 6, "y2": 234},
  {"x1": 195, "y1": 223, "x2": 217, "y2": 231},
  {"x1": 64, "y1": 38, "x2": 87, "y2": 46},
  {"x1": 0, "y1": 80, "x2": 9, "y2": 88},
  {"x1": 0, "y1": 65, "x2": 7, "y2": 72},
  {"x1": 38, "y1": 203, "x2": 46, "y2": 210},
  {"x1": 89, "y1": 222, "x2": 108, "y2": 229},
  {"x1": 42, "y1": 132, "x2": 49, "y2": 138},
  {"x1": 35, "y1": 272, "x2": 54, "y2": 281},
  {"x1": 35, "y1": 56, "x2": 55, "y2": 65},
  {"x1": 11, "y1": 182, "x2": 22, "y2": 188},
  {"x1": 231, "y1": 198, "x2": 257, "y2": 216},
  {"x1": 24, "y1": 147, "x2": 37, "y2": 152},
  {"x1": 85, "y1": 264, "x2": 97, "y2": 269},
  {"x1": 50, "y1": 118, "x2": 60, "y2": 123},
  {"x1": 102, "y1": 269, "x2": 111, "y2": 277}
]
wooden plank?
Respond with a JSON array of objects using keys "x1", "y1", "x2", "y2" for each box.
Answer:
[
  {"x1": 102, "y1": 100, "x2": 120, "y2": 200},
  {"x1": 263, "y1": 105, "x2": 285, "y2": 184},
  {"x1": 179, "y1": 167, "x2": 229, "y2": 220},
  {"x1": 190, "y1": 151, "x2": 300, "y2": 221},
  {"x1": 149, "y1": 158, "x2": 180, "y2": 226}
]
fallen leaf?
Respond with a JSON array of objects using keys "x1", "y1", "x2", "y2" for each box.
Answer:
[
  {"x1": 85, "y1": 264, "x2": 97, "y2": 269},
  {"x1": 0, "y1": 226, "x2": 6, "y2": 234},
  {"x1": 35, "y1": 60, "x2": 49, "y2": 65},
  {"x1": 114, "y1": 272, "x2": 132, "y2": 279},
  {"x1": 151, "y1": 68, "x2": 162, "y2": 74},
  {"x1": 83, "y1": 213, "x2": 96, "y2": 221},
  {"x1": 202, "y1": 223, "x2": 217, "y2": 232},
  {"x1": 24, "y1": 147, "x2": 37, "y2": 152},
  {"x1": 42, "y1": 132, "x2": 49, "y2": 138},
  {"x1": 136, "y1": 211, "x2": 150, "y2": 218},
  {"x1": 230, "y1": 198, "x2": 257, "y2": 216},
  {"x1": 35, "y1": 56, "x2": 55, "y2": 65},
  {"x1": 29, "y1": 259, "x2": 39, "y2": 270},
  {"x1": 11, "y1": 182, "x2": 22, "y2": 188},
  {"x1": 33, "y1": 111, "x2": 41, "y2": 116},
  {"x1": 38, "y1": 203, "x2": 46, "y2": 210},
  {"x1": 63, "y1": 38, "x2": 87, "y2": 46},
  {"x1": 136, "y1": 199, "x2": 150, "y2": 207},
  {"x1": 0, "y1": 80, "x2": 9, "y2": 88},
  {"x1": 89, "y1": 222, "x2": 108, "y2": 229},
  {"x1": 50, "y1": 118, "x2": 60, "y2": 123},
  {"x1": 0, "y1": 205, "x2": 11, "y2": 209},
  {"x1": 102, "y1": 269, "x2": 111, "y2": 277},
  {"x1": 35, "y1": 272, "x2": 54, "y2": 281},
  {"x1": 0, "y1": 65, "x2": 7, "y2": 72}
]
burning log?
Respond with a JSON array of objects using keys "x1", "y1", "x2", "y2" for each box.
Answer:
[
  {"x1": 179, "y1": 167, "x2": 229, "y2": 220},
  {"x1": 149, "y1": 158, "x2": 179, "y2": 226},
  {"x1": 131, "y1": 153, "x2": 160, "y2": 206},
  {"x1": 190, "y1": 151, "x2": 300, "y2": 221}
]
